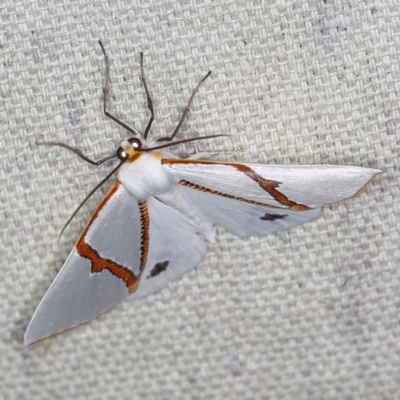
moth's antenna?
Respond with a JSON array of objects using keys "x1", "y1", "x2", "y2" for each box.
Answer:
[
  {"x1": 98, "y1": 40, "x2": 141, "y2": 136},
  {"x1": 140, "y1": 52, "x2": 155, "y2": 140},
  {"x1": 157, "y1": 71, "x2": 212, "y2": 142},
  {"x1": 36, "y1": 141, "x2": 117, "y2": 165},
  {"x1": 142, "y1": 134, "x2": 227, "y2": 151},
  {"x1": 58, "y1": 159, "x2": 125, "y2": 240}
]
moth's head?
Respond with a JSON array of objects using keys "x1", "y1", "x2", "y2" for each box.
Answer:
[{"x1": 117, "y1": 137, "x2": 143, "y2": 162}]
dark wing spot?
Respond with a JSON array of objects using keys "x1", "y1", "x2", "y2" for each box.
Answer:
[
  {"x1": 146, "y1": 260, "x2": 170, "y2": 279},
  {"x1": 260, "y1": 213, "x2": 288, "y2": 221}
]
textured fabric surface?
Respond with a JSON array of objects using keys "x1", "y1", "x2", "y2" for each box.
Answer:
[{"x1": 1, "y1": 0, "x2": 399, "y2": 399}]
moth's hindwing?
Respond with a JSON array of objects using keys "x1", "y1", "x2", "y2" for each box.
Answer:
[
  {"x1": 128, "y1": 195, "x2": 207, "y2": 300},
  {"x1": 179, "y1": 184, "x2": 321, "y2": 237}
]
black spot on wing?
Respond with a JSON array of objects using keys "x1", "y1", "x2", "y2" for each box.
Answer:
[
  {"x1": 260, "y1": 213, "x2": 288, "y2": 221},
  {"x1": 146, "y1": 260, "x2": 170, "y2": 279}
]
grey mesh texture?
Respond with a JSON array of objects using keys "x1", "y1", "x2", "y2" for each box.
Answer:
[{"x1": 1, "y1": 1, "x2": 399, "y2": 399}]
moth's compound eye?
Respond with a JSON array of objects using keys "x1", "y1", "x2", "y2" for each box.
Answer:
[
  {"x1": 117, "y1": 147, "x2": 128, "y2": 160},
  {"x1": 128, "y1": 137, "x2": 142, "y2": 149}
]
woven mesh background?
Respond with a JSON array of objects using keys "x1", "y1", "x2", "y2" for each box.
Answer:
[{"x1": 1, "y1": 0, "x2": 399, "y2": 399}]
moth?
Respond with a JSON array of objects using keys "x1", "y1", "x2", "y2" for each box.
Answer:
[{"x1": 24, "y1": 42, "x2": 381, "y2": 345}]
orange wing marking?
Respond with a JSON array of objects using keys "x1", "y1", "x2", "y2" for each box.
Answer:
[
  {"x1": 76, "y1": 182, "x2": 139, "y2": 293},
  {"x1": 179, "y1": 180, "x2": 280, "y2": 208},
  {"x1": 235, "y1": 165, "x2": 309, "y2": 211},
  {"x1": 163, "y1": 159, "x2": 309, "y2": 210},
  {"x1": 138, "y1": 201, "x2": 150, "y2": 272}
]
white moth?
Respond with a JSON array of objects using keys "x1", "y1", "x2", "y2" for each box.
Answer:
[{"x1": 24, "y1": 43, "x2": 381, "y2": 345}]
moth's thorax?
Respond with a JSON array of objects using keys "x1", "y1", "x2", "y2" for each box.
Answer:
[{"x1": 117, "y1": 151, "x2": 173, "y2": 200}]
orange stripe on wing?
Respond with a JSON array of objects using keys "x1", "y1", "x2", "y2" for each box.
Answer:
[
  {"x1": 179, "y1": 180, "x2": 279, "y2": 208},
  {"x1": 163, "y1": 159, "x2": 309, "y2": 210},
  {"x1": 236, "y1": 166, "x2": 309, "y2": 211},
  {"x1": 349, "y1": 171, "x2": 382, "y2": 199},
  {"x1": 138, "y1": 201, "x2": 150, "y2": 272},
  {"x1": 76, "y1": 182, "x2": 139, "y2": 293}
]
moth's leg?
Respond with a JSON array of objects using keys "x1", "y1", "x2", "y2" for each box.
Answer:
[
  {"x1": 185, "y1": 143, "x2": 242, "y2": 160},
  {"x1": 182, "y1": 143, "x2": 211, "y2": 160},
  {"x1": 35, "y1": 141, "x2": 116, "y2": 165},
  {"x1": 157, "y1": 71, "x2": 212, "y2": 142},
  {"x1": 140, "y1": 53, "x2": 155, "y2": 140},
  {"x1": 98, "y1": 41, "x2": 140, "y2": 136},
  {"x1": 58, "y1": 159, "x2": 124, "y2": 239},
  {"x1": 186, "y1": 151, "x2": 214, "y2": 160}
]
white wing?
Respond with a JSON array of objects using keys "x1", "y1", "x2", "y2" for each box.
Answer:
[
  {"x1": 24, "y1": 183, "x2": 207, "y2": 345},
  {"x1": 128, "y1": 195, "x2": 207, "y2": 299},
  {"x1": 179, "y1": 184, "x2": 321, "y2": 237},
  {"x1": 163, "y1": 159, "x2": 381, "y2": 210},
  {"x1": 24, "y1": 183, "x2": 141, "y2": 345}
]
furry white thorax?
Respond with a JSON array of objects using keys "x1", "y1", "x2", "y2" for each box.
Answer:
[{"x1": 118, "y1": 152, "x2": 173, "y2": 200}]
